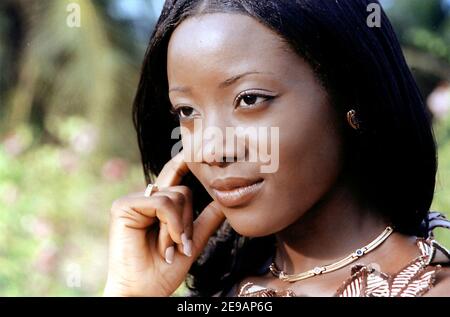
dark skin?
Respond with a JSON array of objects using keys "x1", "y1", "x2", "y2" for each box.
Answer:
[{"x1": 104, "y1": 13, "x2": 450, "y2": 296}]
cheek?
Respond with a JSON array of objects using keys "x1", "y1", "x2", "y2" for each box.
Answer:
[
  {"x1": 281, "y1": 125, "x2": 342, "y2": 186},
  {"x1": 279, "y1": 85, "x2": 342, "y2": 174},
  {"x1": 274, "y1": 105, "x2": 344, "y2": 210},
  {"x1": 260, "y1": 91, "x2": 343, "y2": 217}
]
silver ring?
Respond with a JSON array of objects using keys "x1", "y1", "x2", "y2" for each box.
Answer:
[{"x1": 144, "y1": 183, "x2": 158, "y2": 197}]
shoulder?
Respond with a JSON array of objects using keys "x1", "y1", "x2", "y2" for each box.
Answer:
[
  {"x1": 422, "y1": 237, "x2": 450, "y2": 296},
  {"x1": 226, "y1": 278, "x2": 255, "y2": 297},
  {"x1": 222, "y1": 276, "x2": 267, "y2": 297},
  {"x1": 423, "y1": 266, "x2": 450, "y2": 297}
]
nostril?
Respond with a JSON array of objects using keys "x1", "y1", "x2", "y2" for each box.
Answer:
[{"x1": 205, "y1": 156, "x2": 235, "y2": 167}]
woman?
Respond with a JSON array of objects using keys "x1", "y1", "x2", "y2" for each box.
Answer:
[{"x1": 103, "y1": 0, "x2": 450, "y2": 297}]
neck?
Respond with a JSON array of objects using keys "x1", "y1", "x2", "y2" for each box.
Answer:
[{"x1": 274, "y1": 178, "x2": 390, "y2": 274}]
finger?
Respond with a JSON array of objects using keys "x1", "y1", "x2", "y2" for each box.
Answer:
[
  {"x1": 191, "y1": 201, "x2": 226, "y2": 258},
  {"x1": 112, "y1": 195, "x2": 184, "y2": 244},
  {"x1": 155, "y1": 151, "x2": 190, "y2": 188},
  {"x1": 155, "y1": 186, "x2": 192, "y2": 243},
  {"x1": 157, "y1": 223, "x2": 175, "y2": 264},
  {"x1": 165, "y1": 186, "x2": 193, "y2": 257}
]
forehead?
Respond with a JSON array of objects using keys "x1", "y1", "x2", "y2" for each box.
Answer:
[{"x1": 167, "y1": 13, "x2": 292, "y2": 82}]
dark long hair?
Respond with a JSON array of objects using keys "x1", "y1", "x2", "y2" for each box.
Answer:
[{"x1": 132, "y1": 0, "x2": 437, "y2": 296}]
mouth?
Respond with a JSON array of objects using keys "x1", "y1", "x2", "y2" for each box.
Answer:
[{"x1": 210, "y1": 177, "x2": 264, "y2": 208}]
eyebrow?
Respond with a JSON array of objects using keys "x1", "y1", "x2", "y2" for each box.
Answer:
[{"x1": 168, "y1": 71, "x2": 270, "y2": 94}]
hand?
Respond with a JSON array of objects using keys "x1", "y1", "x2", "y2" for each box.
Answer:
[{"x1": 103, "y1": 151, "x2": 225, "y2": 296}]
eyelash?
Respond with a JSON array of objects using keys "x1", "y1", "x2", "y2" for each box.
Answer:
[
  {"x1": 170, "y1": 91, "x2": 276, "y2": 120},
  {"x1": 169, "y1": 106, "x2": 196, "y2": 120},
  {"x1": 235, "y1": 91, "x2": 276, "y2": 109}
]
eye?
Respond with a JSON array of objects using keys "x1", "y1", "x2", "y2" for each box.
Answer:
[
  {"x1": 170, "y1": 105, "x2": 199, "y2": 120},
  {"x1": 235, "y1": 91, "x2": 276, "y2": 109}
]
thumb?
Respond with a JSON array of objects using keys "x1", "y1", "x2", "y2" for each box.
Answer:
[{"x1": 191, "y1": 201, "x2": 226, "y2": 257}]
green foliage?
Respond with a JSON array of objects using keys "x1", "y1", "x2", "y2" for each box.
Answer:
[
  {"x1": 431, "y1": 116, "x2": 450, "y2": 246},
  {"x1": 0, "y1": 120, "x2": 145, "y2": 296},
  {"x1": 0, "y1": 0, "x2": 143, "y2": 159},
  {"x1": 384, "y1": 0, "x2": 450, "y2": 81},
  {"x1": 0, "y1": 0, "x2": 449, "y2": 296},
  {"x1": 0, "y1": 0, "x2": 162, "y2": 297}
]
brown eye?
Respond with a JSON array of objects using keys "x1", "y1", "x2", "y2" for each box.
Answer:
[
  {"x1": 171, "y1": 105, "x2": 199, "y2": 120},
  {"x1": 236, "y1": 92, "x2": 275, "y2": 109},
  {"x1": 179, "y1": 106, "x2": 194, "y2": 118},
  {"x1": 242, "y1": 95, "x2": 259, "y2": 106}
]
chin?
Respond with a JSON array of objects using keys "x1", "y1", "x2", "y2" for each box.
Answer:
[
  {"x1": 224, "y1": 212, "x2": 281, "y2": 238},
  {"x1": 231, "y1": 226, "x2": 270, "y2": 238}
]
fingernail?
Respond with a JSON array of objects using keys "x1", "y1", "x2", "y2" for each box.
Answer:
[
  {"x1": 165, "y1": 246, "x2": 174, "y2": 264},
  {"x1": 184, "y1": 239, "x2": 192, "y2": 257},
  {"x1": 181, "y1": 233, "x2": 192, "y2": 257},
  {"x1": 181, "y1": 232, "x2": 188, "y2": 245}
]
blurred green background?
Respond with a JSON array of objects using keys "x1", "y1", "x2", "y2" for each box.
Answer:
[{"x1": 0, "y1": 0, "x2": 449, "y2": 296}]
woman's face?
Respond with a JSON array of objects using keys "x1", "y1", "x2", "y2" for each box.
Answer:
[{"x1": 167, "y1": 13, "x2": 343, "y2": 237}]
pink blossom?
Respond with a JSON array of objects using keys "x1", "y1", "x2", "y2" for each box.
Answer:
[
  {"x1": 2, "y1": 133, "x2": 26, "y2": 157},
  {"x1": 428, "y1": 82, "x2": 450, "y2": 120},
  {"x1": 33, "y1": 243, "x2": 58, "y2": 274},
  {"x1": 70, "y1": 125, "x2": 98, "y2": 154},
  {"x1": 101, "y1": 158, "x2": 129, "y2": 181}
]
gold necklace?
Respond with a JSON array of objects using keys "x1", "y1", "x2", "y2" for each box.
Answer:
[{"x1": 269, "y1": 226, "x2": 394, "y2": 283}]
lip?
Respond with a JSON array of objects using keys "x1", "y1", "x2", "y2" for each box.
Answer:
[{"x1": 210, "y1": 177, "x2": 264, "y2": 208}]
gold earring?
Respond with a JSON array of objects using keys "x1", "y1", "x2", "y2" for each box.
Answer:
[{"x1": 346, "y1": 109, "x2": 360, "y2": 130}]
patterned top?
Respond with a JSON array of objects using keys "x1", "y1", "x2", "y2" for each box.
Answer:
[
  {"x1": 237, "y1": 238, "x2": 450, "y2": 297},
  {"x1": 237, "y1": 212, "x2": 450, "y2": 297},
  {"x1": 335, "y1": 238, "x2": 450, "y2": 297}
]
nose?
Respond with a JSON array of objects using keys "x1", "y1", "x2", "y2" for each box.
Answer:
[{"x1": 200, "y1": 116, "x2": 246, "y2": 167}]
